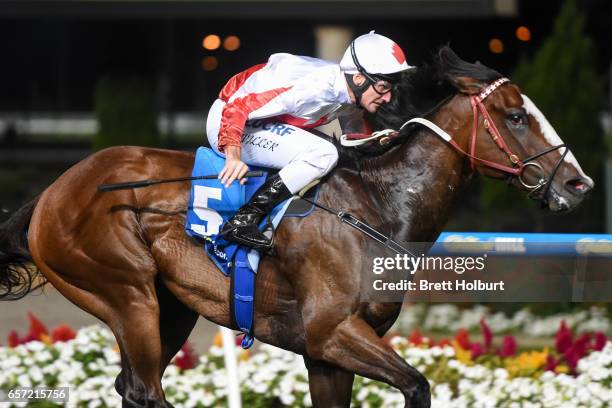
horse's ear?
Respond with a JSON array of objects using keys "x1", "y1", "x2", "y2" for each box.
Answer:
[{"x1": 449, "y1": 76, "x2": 485, "y2": 95}]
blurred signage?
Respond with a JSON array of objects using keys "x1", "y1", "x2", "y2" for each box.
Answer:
[
  {"x1": 432, "y1": 232, "x2": 612, "y2": 256},
  {"x1": 1, "y1": 0, "x2": 517, "y2": 18}
]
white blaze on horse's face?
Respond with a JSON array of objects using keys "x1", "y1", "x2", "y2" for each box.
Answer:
[{"x1": 521, "y1": 94, "x2": 593, "y2": 185}]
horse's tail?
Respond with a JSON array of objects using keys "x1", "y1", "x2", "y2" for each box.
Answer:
[{"x1": 0, "y1": 197, "x2": 46, "y2": 300}]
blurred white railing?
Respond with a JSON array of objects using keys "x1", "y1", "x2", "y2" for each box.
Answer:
[{"x1": 0, "y1": 112, "x2": 205, "y2": 136}]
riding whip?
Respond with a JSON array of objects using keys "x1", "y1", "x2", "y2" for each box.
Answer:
[{"x1": 98, "y1": 171, "x2": 264, "y2": 192}]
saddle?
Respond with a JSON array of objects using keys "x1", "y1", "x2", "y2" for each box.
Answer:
[{"x1": 185, "y1": 147, "x2": 318, "y2": 348}]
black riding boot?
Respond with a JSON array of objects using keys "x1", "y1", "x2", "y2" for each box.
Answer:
[{"x1": 220, "y1": 174, "x2": 292, "y2": 249}]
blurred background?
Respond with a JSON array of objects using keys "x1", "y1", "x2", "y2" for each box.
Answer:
[
  {"x1": 1, "y1": 0, "x2": 611, "y2": 349},
  {"x1": 1, "y1": 0, "x2": 611, "y2": 231}
]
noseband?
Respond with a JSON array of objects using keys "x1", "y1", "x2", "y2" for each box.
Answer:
[{"x1": 400, "y1": 78, "x2": 567, "y2": 206}]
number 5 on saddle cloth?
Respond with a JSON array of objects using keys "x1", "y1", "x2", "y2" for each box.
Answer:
[{"x1": 185, "y1": 147, "x2": 317, "y2": 349}]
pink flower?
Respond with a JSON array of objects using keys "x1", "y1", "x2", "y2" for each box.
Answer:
[
  {"x1": 470, "y1": 342, "x2": 484, "y2": 359},
  {"x1": 594, "y1": 332, "x2": 607, "y2": 351},
  {"x1": 498, "y1": 335, "x2": 517, "y2": 357},
  {"x1": 563, "y1": 346, "x2": 580, "y2": 373},
  {"x1": 575, "y1": 333, "x2": 592, "y2": 355},
  {"x1": 555, "y1": 321, "x2": 573, "y2": 354},
  {"x1": 546, "y1": 355, "x2": 557, "y2": 371},
  {"x1": 480, "y1": 318, "x2": 493, "y2": 350}
]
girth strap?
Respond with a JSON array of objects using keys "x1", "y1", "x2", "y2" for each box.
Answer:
[{"x1": 299, "y1": 196, "x2": 416, "y2": 257}]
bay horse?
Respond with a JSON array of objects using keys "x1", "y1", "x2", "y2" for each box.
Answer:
[{"x1": 0, "y1": 47, "x2": 593, "y2": 407}]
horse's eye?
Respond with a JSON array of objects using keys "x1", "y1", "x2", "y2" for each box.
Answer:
[{"x1": 507, "y1": 112, "x2": 527, "y2": 127}]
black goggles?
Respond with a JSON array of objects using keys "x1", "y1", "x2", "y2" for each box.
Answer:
[
  {"x1": 350, "y1": 40, "x2": 397, "y2": 95},
  {"x1": 371, "y1": 79, "x2": 394, "y2": 95}
]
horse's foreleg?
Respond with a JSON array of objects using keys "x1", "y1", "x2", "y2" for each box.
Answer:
[
  {"x1": 306, "y1": 315, "x2": 430, "y2": 408},
  {"x1": 303, "y1": 356, "x2": 354, "y2": 408}
]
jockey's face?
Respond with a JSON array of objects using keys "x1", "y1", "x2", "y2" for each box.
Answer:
[{"x1": 351, "y1": 74, "x2": 393, "y2": 113}]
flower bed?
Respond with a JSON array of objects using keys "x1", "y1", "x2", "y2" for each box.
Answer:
[
  {"x1": 1, "y1": 314, "x2": 611, "y2": 407},
  {"x1": 392, "y1": 304, "x2": 610, "y2": 337}
]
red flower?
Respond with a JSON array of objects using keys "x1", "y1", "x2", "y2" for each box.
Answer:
[
  {"x1": 470, "y1": 342, "x2": 484, "y2": 359},
  {"x1": 480, "y1": 318, "x2": 493, "y2": 350},
  {"x1": 546, "y1": 355, "x2": 557, "y2": 372},
  {"x1": 555, "y1": 321, "x2": 573, "y2": 354},
  {"x1": 563, "y1": 347, "x2": 580, "y2": 373},
  {"x1": 594, "y1": 332, "x2": 607, "y2": 351},
  {"x1": 7, "y1": 330, "x2": 21, "y2": 347},
  {"x1": 51, "y1": 325, "x2": 76, "y2": 343},
  {"x1": 174, "y1": 342, "x2": 197, "y2": 371},
  {"x1": 6, "y1": 313, "x2": 52, "y2": 347},
  {"x1": 27, "y1": 312, "x2": 48, "y2": 340},
  {"x1": 558, "y1": 332, "x2": 595, "y2": 374},
  {"x1": 498, "y1": 335, "x2": 516, "y2": 357},
  {"x1": 455, "y1": 328, "x2": 471, "y2": 350},
  {"x1": 436, "y1": 338, "x2": 452, "y2": 347},
  {"x1": 571, "y1": 333, "x2": 591, "y2": 360},
  {"x1": 409, "y1": 329, "x2": 423, "y2": 346},
  {"x1": 23, "y1": 333, "x2": 40, "y2": 343},
  {"x1": 7, "y1": 313, "x2": 78, "y2": 347}
]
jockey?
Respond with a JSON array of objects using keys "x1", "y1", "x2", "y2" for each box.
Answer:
[{"x1": 206, "y1": 31, "x2": 412, "y2": 249}]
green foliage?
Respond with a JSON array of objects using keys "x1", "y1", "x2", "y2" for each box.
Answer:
[
  {"x1": 512, "y1": 0, "x2": 604, "y2": 174},
  {"x1": 93, "y1": 77, "x2": 159, "y2": 150},
  {"x1": 478, "y1": 0, "x2": 605, "y2": 230},
  {"x1": 27, "y1": 402, "x2": 62, "y2": 408}
]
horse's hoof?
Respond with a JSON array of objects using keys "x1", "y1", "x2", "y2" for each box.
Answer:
[
  {"x1": 122, "y1": 396, "x2": 173, "y2": 408},
  {"x1": 405, "y1": 375, "x2": 431, "y2": 408},
  {"x1": 114, "y1": 371, "x2": 126, "y2": 396}
]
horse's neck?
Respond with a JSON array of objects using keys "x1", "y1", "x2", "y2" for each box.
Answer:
[{"x1": 360, "y1": 128, "x2": 469, "y2": 243}]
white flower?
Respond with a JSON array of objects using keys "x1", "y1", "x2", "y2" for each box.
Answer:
[
  {"x1": 25, "y1": 341, "x2": 45, "y2": 352},
  {"x1": 212, "y1": 372, "x2": 228, "y2": 388},
  {"x1": 280, "y1": 392, "x2": 295, "y2": 405},
  {"x1": 88, "y1": 399, "x2": 102, "y2": 408},
  {"x1": 201, "y1": 392, "x2": 216, "y2": 406},
  {"x1": 34, "y1": 350, "x2": 53, "y2": 362},
  {"x1": 29, "y1": 366, "x2": 43, "y2": 383},
  {"x1": 16, "y1": 374, "x2": 31, "y2": 387}
]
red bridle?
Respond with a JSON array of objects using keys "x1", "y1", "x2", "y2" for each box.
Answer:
[{"x1": 468, "y1": 78, "x2": 521, "y2": 174}]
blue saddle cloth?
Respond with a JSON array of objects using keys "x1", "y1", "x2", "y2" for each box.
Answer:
[{"x1": 185, "y1": 147, "x2": 299, "y2": 348}]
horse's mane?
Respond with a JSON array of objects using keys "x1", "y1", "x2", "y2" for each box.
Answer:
[{"x1": 335, "y1": 46, "x2": 503, "y2": 164}]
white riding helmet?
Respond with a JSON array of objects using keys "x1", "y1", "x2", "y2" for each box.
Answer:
[{"x1": 340, "y1": 31, "x2": 412, "y2": 80}]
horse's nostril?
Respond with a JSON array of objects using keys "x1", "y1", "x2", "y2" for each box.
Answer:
[{"x1": 565, "y1": 178, "x2": 593, "y2": 196}]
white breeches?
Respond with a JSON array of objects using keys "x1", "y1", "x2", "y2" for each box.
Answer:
[{"x1": 206, "y1": 99, "x2": 339, "y2": 194}]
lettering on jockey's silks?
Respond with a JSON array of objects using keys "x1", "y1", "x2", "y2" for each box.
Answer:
[
  {"x1": 242, "y1": 133, "x2": 279, "y2": 151},
  {"x1": 246, "y1": 120, "x2": 296, "y2": 136}
]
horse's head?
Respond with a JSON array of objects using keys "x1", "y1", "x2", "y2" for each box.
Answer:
[{"x1": 439, "y1": 48, "x2": 594, "y2": 212}]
